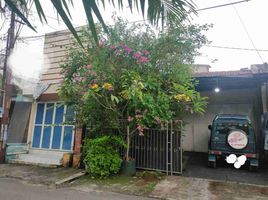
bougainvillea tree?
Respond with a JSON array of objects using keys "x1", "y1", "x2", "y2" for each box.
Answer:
[{"x1": 59, "y1": 18, "x2": 209, "y2": 161}]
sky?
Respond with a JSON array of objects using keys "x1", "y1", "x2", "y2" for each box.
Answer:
[{"x1": 2, "y1": 0, "x2": 268, "y2": 79}]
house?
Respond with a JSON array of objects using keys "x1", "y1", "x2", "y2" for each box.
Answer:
[
  {"x1": 5, "y1": 27, "x2": 268, "y2": 167},
  {"x1": 5, "y1": 29, "x2": 83, "y2": 167}
]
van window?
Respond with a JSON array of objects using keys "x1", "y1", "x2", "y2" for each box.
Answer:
[{"x1": 215, "y1": 121, "x2": 250, "y2": 134}]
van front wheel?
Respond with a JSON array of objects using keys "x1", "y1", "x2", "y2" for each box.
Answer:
[{"x1": 249, "y1": 165, "x2": 258, "y2": 172}]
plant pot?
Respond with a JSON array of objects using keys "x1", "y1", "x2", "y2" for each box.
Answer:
[
  {"x1": 72, "y1": 153, "x2": 81, "y2": 168},
  {"x1": 62, "y1": 153, "x2": 73, "y2": 167},
  {"x1": 120, "y1": 159, "x2": 136, "y2": 176}
]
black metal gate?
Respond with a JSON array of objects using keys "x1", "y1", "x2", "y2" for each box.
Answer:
[{"x1": 129, "y1": 121, "x2": 182, "y2": 175}]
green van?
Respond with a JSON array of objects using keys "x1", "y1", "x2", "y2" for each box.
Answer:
[{"x1": 208, "y1": 114, "x2": 259, "y2": 170}]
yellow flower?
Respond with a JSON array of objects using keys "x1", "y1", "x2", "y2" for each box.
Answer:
[
  {"x1": 174, "y1": 94, "x2": 184, "y2": 101},
  {"x1": 102, "y1": 83, "x2": 113, "y2": 90},
  {"x1": 185, "y1": 96, "x2": 191, "y2": 102},
  {"x1": 174, "y1": 94, "x2": 191, "y2": 102},
  {"x1": 91, "y1": 83, "x2": 99, "y2": 90}
]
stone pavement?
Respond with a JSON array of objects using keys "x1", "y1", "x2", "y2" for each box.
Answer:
[
  {"x1": 1, "y1": 163, "x2": 268, "y2": 200},
  {"x1": 151, "y1": 176, "x2": 268, "y2": 200},
  {"x1": 0, "y1": 164, "x2": 82, "y2": 186},
  {"x1": 0, "y1": 178, "x2": 156, "y2": 200}
]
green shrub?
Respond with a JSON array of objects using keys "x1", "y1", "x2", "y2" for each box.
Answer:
[{"x1": 83, "y1": 135, "x2": 125, "y2": 178}]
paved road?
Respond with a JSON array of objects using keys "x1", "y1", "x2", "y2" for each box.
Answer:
[{"x1": 0, "y1": 178, "x2": 156, "y2": 200}]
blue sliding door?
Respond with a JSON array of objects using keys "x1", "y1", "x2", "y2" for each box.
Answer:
[{"x1": 32, "y1": 103, "x2": 74, "y2": 151}]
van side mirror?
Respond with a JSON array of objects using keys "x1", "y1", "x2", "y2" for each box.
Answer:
[{"x1": 208, "y1": 125, "x2": 212, "y2": 130}]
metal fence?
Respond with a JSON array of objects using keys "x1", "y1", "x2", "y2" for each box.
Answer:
[
  {"x1": 129, "y1": 121, "x2": 182, "y2": 175},
  {"x1": 86, "y1": 120, "x2": 183, "y2": 175}
]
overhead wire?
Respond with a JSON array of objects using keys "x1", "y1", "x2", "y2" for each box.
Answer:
[
  {"x1": 31, "y1": 11, "x2": 80, "y2": 27},
  {"x1": 31, "y1": 15, "x2": 58, "y2": 31},
  {"x1": 204, "y1": 45, "x2": 268, "y2": 52},
  {"x1": 196, "y1": 0, "x2": 251, "y2": 12},
  {"x1": 228, "y1": 0, "x2": 264, "y2": 63},
  {"x1": 17, "y1": 0, "x2": 265, "y2": 59},
  {"x1": 16, "y1": 0, "x2": 253, "y2": 40},
  {"x1": 14, "y1": 0, "x2": 34, "y2": 43}
]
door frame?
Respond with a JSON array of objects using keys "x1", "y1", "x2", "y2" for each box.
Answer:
[{"x1": 30, "y1": 101, "x2": 74, "y2": 152}]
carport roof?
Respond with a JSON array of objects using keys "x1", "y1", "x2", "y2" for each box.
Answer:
[
  {"x1": 193, "y1": 70, "x2": 253, "y2": 78},
  {"x1": 193, "y1": 70, "x2": 268, "y2": 91}
]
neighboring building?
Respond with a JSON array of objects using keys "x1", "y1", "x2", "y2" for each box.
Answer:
[
  {"x1": 6, "y1": 30, "x2": 83, "y2": 167},
  {"x1": 4, "y1": 75, "x2": 37, "y2": 162},
  {"x1": 192, "y1": 64, "x2": 211, "y2": 73}
]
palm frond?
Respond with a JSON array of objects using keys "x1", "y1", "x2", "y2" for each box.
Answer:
[
  {"x1": 5, "y1": 0, "x2": 196, "y2": 46},
  {"x1": 51, "y1": 0, "x2": 83, "y2": 47},
  {"x1": 4, "y1": 0, "x2": 36, "y2": 31},
  {"x1": 33, "y1": 0, "x2": 47, "y2": 23}
]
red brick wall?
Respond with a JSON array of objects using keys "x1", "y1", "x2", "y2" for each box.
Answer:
[{"x1": 74, "y1": 127, "x2": 83, "y2": 154}]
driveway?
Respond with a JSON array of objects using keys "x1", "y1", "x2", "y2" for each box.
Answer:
[
  {"x1": 182, "y1": 152, "x2": 268, "y2": 185},
  {"x1": 0, "y1": 178, "x2": 155, "y2": 200}
]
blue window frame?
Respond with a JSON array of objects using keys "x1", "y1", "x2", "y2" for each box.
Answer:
[
  {"x1": 52, "y1": 126, "x2": 62, "y2": 149},
  {"x1": 32, "y1": 102, "x2": 75, "y2": 151}
]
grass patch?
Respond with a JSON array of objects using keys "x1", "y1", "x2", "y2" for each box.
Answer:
[{"x1": 70, "y1": 170, "x2": 164, "y2": 196}]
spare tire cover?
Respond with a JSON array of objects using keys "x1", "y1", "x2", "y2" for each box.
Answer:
[{"x1": 227, "y1": 130, "x2": 248, "y2": 150}]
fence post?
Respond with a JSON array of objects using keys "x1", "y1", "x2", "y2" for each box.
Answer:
[
  {"x1": 166, "y1": 121, "x2": 169, "y2": 175},
  {"x1": 170, "y1": 120, "x2": 173, "y2": 176},
  {"x1": 180, "y1": 120, "x2": 183, "y2": 174}
]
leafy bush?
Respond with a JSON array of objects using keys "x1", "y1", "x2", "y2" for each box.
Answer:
[
  {"x1": 83, "y1": 135, "x2": 125, "y2": 178},
  {"x1": 60, "y1": 17, "x2": 209, "y2": 161}
]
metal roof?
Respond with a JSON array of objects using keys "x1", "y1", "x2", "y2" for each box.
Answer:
[
  {"x1": 193, "y1": 70, "x2": 253, "y2": 78},
  {"x1": 193, "y1": 70, "x2": 268, "y2": 91}
]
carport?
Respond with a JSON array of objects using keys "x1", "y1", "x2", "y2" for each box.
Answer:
[
  {"x1": 182, "y1": 69, "x2": 268, "y2": 153},
  {"x1": 181, "y1": 69, "x2": 268, "y2": 185}
]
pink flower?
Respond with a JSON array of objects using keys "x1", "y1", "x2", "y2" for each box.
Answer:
[
  {"x1": 143, "y1": 50, "x2": 150, "y2": 55},
  {"x1": 110, "y1": 45, "x2": 116, "y2": 49},
  {"x1": 135, "y1": 114, "x2": 143, "y2": 119},
  {"x1": 137, "y1": 56, "x2": 149, "y2": 64},
  {"x1": 124, "y1": 46, "x2": 132, "y2": 54},
  {"x1": 85, "y1": 64, "x2": 92, "y2": 69},
  {"x1": 185, "y1": 104, "x2": 190, "y2": 112},
  {"x1": 120, "y1": 43, "x2": 126, "y2": 48},
  {"x1": 98, "y1": 38, "x2": 106, "y2": 48},
  {"x1": 74, "y1": 75, "x2": 83, "y2": 82},
  {"x1": 90, "y1": 72, "x2": 97, "y2": 77},
  {"x1": 133, "y1": 51, "x2": 142, "y2": 59},
  {"x1": 143, "y1": 109, "x2": 148, "y2": 114},
  {"x1": 137, "y1": 125, "x2": 144, "y2": 135},
  {"x1": 135, "y1": 109, "x2": 141, "y2": 114},
  {"x1": 127, "y1": 116, "x2": 133, "y2": 122}
]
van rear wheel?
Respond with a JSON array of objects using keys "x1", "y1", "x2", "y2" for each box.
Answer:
[{"x1": 208, "y1": 161, "x2": 216, "y2": 168}]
